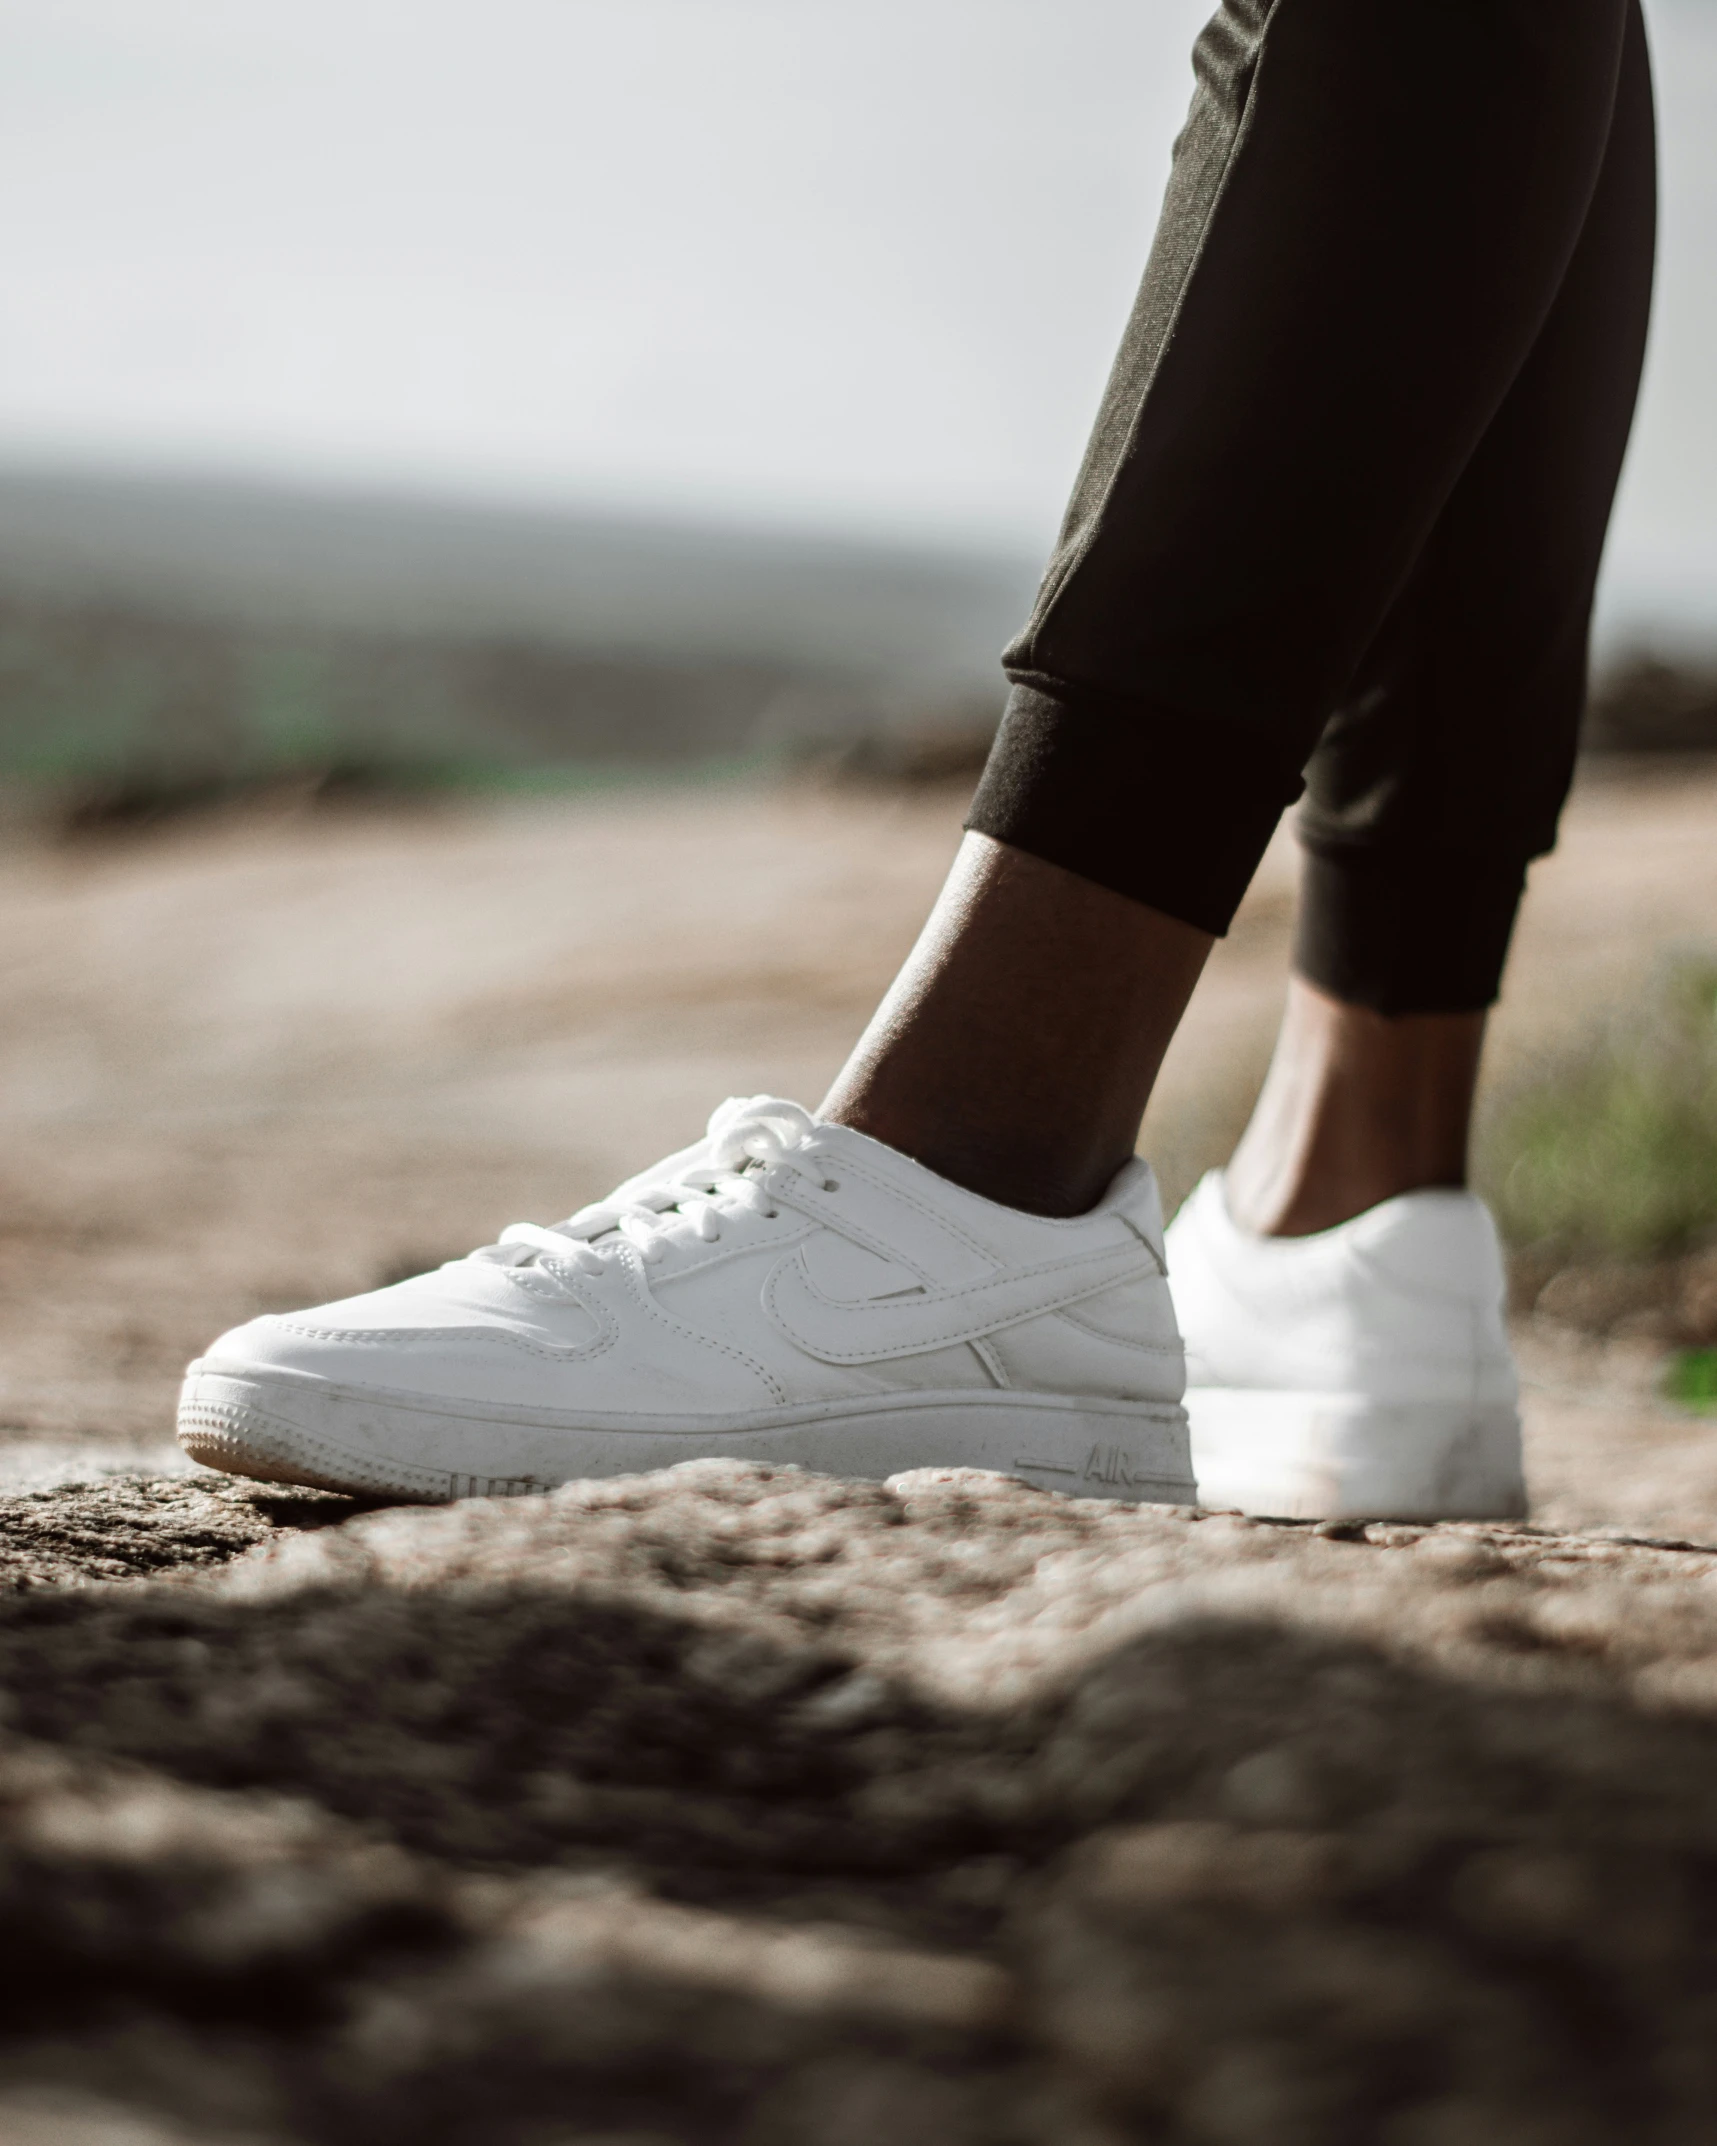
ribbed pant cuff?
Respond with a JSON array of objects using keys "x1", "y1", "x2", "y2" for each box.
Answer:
[
  {"x1": 1294, "y1": 839, "x2": 1528, "y2": 1015},
  {"x1": 963, "y1": 683, "x2": 1301, "y2": 937}
]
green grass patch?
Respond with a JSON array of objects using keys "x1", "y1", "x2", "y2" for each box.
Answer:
[
  {"x1": 1665, "y1": 1346, "x2": 1717, "y2": 1413},
  {"x1": 1479, "y1": 955, "x2": 1717, "y2": 1261}
]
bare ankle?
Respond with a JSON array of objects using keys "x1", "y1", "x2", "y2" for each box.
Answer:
[
  {"x1": 1224, "y1": 1155, "x2": 1467, "y2": 1238},
  {"x1": 819, "y1": 835, "x2": 1212, "y2": 1218},
  {"x1": 1223, "y1": 976, "x2": 1485, "y2": 1239}
]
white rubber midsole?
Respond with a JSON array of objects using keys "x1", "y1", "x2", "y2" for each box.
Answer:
[
  {"x1": 177, "y1": 1363, "x2": 1196, "y2": 1506},
  {"x1": 1186, "y1": 1386, "x2": 1526, "y2": 1521}
]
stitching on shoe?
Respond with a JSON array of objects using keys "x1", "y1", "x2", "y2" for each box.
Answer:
[
  {"x1": 616, "y1": 1250, "x2": 789, "y2": 1405},
  {"x1": 819, "y1": 1148, "x2": 1152, "y2": 1263},
  {"x1": 773, "y1": 1156, "x2": 993, "y2": 1278},
  {"x1": 766, "y1": 1183, "x2": 940, "y2": 1279},
  {"x1": 763, "y1": 1241, "x2": 1154, "y2": 1362},
  {"x1": 605, "y1": 1220, "x2": 813, "y2": 1290},
  {"x1": 506, "y1": 1264, "x2": 623, "y2": 1348},
  {"x1": 818, "y1": 1152, "x2": 1008, "y2": 1263},
  {"x1": 1056, "y1": 1304, "x2": 1183, "y2": 1354},
  {"x1": 267, "y1": 1319, "x2": 615, "y2": 1365}
]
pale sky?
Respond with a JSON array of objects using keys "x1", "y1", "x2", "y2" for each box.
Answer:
[{"x1": 0, "y1": 0, "x2": 1713, "y2": 635}]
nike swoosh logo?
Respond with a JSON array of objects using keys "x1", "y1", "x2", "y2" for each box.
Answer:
[{"x1": 763, "y1": 1236, "x2": 1152, "y2": 1363}]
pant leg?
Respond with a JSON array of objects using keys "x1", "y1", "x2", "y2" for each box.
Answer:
[
  {"x1": 1293, "y1": 0, "x2": 1655, "y2": 1014},
  {"x1": 965, "y1": 0, "x2": 1633, "y2": 939}
]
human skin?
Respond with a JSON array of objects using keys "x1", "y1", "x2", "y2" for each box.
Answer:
[
  {"x1": 821, "y1": 833, "x2": 1483, "y2": 1231},
  {"x1": 1222, "y1": 977, "x2": 1486, "y2": 1237}
]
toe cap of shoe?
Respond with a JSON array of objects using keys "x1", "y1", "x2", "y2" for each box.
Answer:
[{"x1": 191, "y1": 1265, "x2": 606, "y2": 1407}]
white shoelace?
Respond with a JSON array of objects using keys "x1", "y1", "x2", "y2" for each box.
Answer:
[{"x1": 476, "y1": 1096, "x2": 835, "y2": 1277}]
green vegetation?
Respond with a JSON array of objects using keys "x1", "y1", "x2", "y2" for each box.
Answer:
[
  {"x1": 1664, "y1": 1346, "x2": 1717, "y2": 1413},
  {"x1": 0, "y1": 591, "x2": 848, "y2": 807},
  {"x1": 1479, "y1": 955, "x2": 1717, "y2": 1261}
]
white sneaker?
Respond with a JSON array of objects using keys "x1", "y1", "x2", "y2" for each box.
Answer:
[
  {"x1": 178, "y1": 1097, "x2": 1195, "y2": 1505},
  {"x1": 1165, "y1": 1172, "x2": 1526, "y2": 1521}
]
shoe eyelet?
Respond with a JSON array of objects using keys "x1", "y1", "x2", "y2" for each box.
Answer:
[{"x1": 821, "y1": 1177, "x2": 839, "y2": 1193}]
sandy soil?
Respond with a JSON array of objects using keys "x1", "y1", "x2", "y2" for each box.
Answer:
[
  {"x1": 8, "y1": 1463, "x2": 1717, "y2": 2144},
  {"x1": 6, "y1": 760, "x2": 1717, "y2": 2142},
  {"x1": 6, "y1": 757, "x2": 1717, "y2": 1523}
]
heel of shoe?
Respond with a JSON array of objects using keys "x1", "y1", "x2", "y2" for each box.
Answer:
[{"x1": 1187, "y1": 1390, "x2": 1526, "y2": 1522}]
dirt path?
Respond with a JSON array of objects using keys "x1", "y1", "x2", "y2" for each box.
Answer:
[
  {"x1": 6, "y1": 763, "x2": 1717, "y2": 2141},
  {"x1": 5, "y1": 1461, "x2": 1717, "y2": 2143},
  {"x1": 5, "y1": 759, "x2": 1717, "y2": 1522}
]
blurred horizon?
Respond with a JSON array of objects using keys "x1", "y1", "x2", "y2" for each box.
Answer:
[{"x1": 1, "y1": 0, "x2": 1714, "y2": 651}]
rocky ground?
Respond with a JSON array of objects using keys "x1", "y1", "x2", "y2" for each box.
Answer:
[
  {"x1": 7, "y1": 763, "x2": 1717, "y2": 2142},
  {"x1": 8, "y1": 1463, "x2": 1717, "y2": 2145}
]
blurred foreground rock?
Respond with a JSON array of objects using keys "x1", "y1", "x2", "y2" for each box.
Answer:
[{"x1": 4, "y1": 1461, "x2": 1717, "y2": 2141}]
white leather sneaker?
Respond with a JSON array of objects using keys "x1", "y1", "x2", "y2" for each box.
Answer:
[
  {"x1": 179, "y1": 1097, "x2": 1195, "y2": 1505},
  {"x1": 1165, "y1": 1172, "x2": 1526, "y2": 1521}
]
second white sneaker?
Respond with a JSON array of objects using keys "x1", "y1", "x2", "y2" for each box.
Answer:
[
  {"x1": 179, "y1": 1097, "x2": 1195, "y2": 1505},
  {"x1": 1166, "y1": 1172, "x2": 1526, "y2": 1521}
]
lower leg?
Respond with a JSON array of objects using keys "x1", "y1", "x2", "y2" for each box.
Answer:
[
  {"x1": 1222, "y1": 976, "x2": 1486, "y2": 1238},
  {"x1": 826, "y1": 4, "x2": 1643, "y2": 1236},
  {"x1": 820, "y1": 834, "x2": 1212, "y2": 1218}
]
